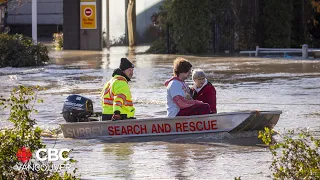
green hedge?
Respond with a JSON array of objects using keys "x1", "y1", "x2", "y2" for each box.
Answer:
[
  {"x1": 170, "y1": 0, "x2": 212, "y2": 54},
  {"x1": 0, "y1": 34, "x2": 49, "y2": 67},
  {"x1": 148, "y1": 0, "x2": 319, "y2": 53},
  {"x1": 262, "y1": 0, "x2": 294, "y2": 48},
  {"x1": 147, "y1": 0, "x2": 212, "y2": 54},
  {"x1": 0, "y1": 86, "x2": 79, "y2": 179}
]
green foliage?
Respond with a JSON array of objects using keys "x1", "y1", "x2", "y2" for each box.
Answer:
[
  {"x1": 146, "y1": 38, "x2": 168, "y2": 54},
  {"x1": 53, "y1": 33, "x2": 63, "y2": 50},
  {"x1": 156, "y1": 0, "x2": 174, "y2": 31},
  {"x1": 0, "y1": 34, "x2": 49, "y2": 68},
  {"x1": 148, "y1": 0, "x2": 212, "y2": 54},
  {"x1": 309, "y1": 0, "x2": 320, "y2": 47},
  {"x1": 0, "y1": 86, "x2": 79, "y2": 179},
  {"x1": 238, "y1": 19, "x2": 256, "y2": 51},
  {"x1": 263, "y1": 0, "x2": 320, "y2": 47},
  {"x1": 259, "y1": 127, "x2": 320, "y2": 179},
  {"x1": 170, "y1": 0, "x2": 212, "y2": 54},
  {"x1": 148, "y1": 0, "x2": 256, "y2": 53},
  {"x1": 262, "y1": 0, "x2": 294, "y2": 48},
  {"x1": 148, "y1": 0, "x2": 320, "y2": 52},
  {"x1": 147, "y1": 0, "x2": 172, "y2": 53}
]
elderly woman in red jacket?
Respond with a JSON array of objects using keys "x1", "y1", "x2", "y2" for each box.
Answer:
[{"x1": 191, "y1": 69, "x2": 217, "y2": 114}]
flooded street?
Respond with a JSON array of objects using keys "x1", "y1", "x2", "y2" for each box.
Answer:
[{"x1": 1, "y1": 46, "x2": 320, "y2": 179}]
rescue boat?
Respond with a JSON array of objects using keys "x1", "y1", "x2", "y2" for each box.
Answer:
[{"x1": 60, "y1": 95, "x2": 282, "y2": 139}]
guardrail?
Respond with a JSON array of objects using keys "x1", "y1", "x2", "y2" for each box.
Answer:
[{"x1": 240, "y1": 44, "x2": 320, "y2": 58}]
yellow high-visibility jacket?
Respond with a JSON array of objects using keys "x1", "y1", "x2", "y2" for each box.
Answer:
[{"x1": 101, "y1": 75, "x2": 135, "y2": 118}]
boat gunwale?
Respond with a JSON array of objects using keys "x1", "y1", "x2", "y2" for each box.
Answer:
[{"x1": 60, "y1": 110, "x2": 282, "y2": 127}]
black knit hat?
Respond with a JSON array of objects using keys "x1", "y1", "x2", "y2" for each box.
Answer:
[{"x1": 119, "y1": 58, "x2": 134, "y2": 71}]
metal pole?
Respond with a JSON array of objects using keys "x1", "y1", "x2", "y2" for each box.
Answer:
[
  {"x1": 255, "y1": 46, "x2": 259, "y2": 57},
  {"x1": 302, "y1": 44, "x2": 308, "y2": 59},
  {"x1": 166, "y1": 23, "x2": 170, "y2": 54},
  {"x1": 106, "y1": 0, "x2": 110, "y2": 48},
  {"x1": 32, "y1": 0, "x2": 37, "y2": 44},
  {"x1": 0, "y1": 7, "x2": 3, "y2": 32}
]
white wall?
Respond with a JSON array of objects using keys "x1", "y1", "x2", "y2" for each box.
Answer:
[
  {"x1": 6, "y1": 0, "x2": 164, "y2": 43},
  {"x1": 7, "y1": 0, "x2": 63, "y2": 24},
  {"x1": 109, "y1": 0, "x2": 126, "y2": 44},
  {"x1": 106, "y1": 0, "x2": 163, "y2": 44},
  {"x1": 102, "y1": 0, "x2": 107, "y2": 35}
]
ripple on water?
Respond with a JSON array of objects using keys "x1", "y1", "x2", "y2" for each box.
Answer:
[{"x1": 1, "y1": 48, "x2": 320, "y2": 179}]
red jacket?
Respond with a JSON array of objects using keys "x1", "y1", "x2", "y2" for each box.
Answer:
[{"x1": 192, "y1": 82, "x2": 217, "y2": 113}]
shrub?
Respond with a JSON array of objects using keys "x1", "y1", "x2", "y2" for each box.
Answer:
[
  {"x1": 147, "y1": 0, "x2": 212, "y2": 54},
  {"x1": 146, "y1": 38, "x2": 168, "y2": 54},
  {"x1": 0, "y1": 86, "x2": 78, "y2": 179},
  {"x1": 259, "y1": 127, "x2": 320, "y2": 179},
  {"x1": 0, "y1": 34, "x2": 49, "y2": 67},
  {"x1": 262, "y1": 0, "x2": 294, "y2": 48},
  {"x1": 53, "y1": 32, "x2": 63, "y2": 50},
  {"x1": 171, "y1": 0, "x2": 212, "y2": 54},
  {"x1": 147, "y1": 0, "x2": 255, "y2": 54}
]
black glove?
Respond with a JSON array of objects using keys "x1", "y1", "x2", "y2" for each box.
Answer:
[{"x1": 111, "y1": 110, "x2": 121, "y2": 121}]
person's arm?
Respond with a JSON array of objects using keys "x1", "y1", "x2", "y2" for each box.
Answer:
[
  {"x1": 168, "y1": 80, "x2": 202, "y2": 109},
  {"x1": 203, "y1": 85, "x2": 217, "y2": 113},
  {"x1": 191, "y1": 88, "x2": 197, "y2": 99},
  {"x1": 173, "y1": 95, "x2": 202, "y2": 109},
  {"x1": 211, "y1": 86, "x2": 217, "y2": 113},
  {"x1": 112, "y1": 81, "x2": 129, "y2": 119}
]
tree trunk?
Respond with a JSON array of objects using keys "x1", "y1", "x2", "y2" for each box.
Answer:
[{"x1": 127, "y1": 0, "x2": 135, "y2": 47}]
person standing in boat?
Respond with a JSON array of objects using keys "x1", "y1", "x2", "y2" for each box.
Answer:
[
  {"x1": 101, "y1": 58, "x2": 135, "y2": 121},
  {"x1": 191, "y1": 69, "x2": 217, "y2": 114},
  {"x1": 165, "y1": 57, "x2": 212, "y2": 117}
]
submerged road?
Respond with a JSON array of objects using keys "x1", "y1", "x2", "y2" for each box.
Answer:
[{"x1": 1, "y1": 46, "x2": 320, "y2": 179}]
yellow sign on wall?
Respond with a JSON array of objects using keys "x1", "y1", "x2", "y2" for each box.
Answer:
[{"x1": 80, "y1": 1, "x2": 96, "y2": 29}]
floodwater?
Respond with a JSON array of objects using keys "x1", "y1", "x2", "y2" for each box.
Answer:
[{"x1": 1, "y1": 46, "x2": 320, "y2": 179}]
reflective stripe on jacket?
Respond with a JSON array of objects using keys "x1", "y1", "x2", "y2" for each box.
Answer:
[{"x1": 101, "y1": 75, "x2": 135, "y2": 118}]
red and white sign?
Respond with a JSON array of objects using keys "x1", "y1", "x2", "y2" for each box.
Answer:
[
  {"x1": 84, "y1": 8, "x2": 92, "y2": 17},
  {"x1": 64, "y1": 119, "x2": 221, "y2": 138},
  {"x1": 80, "y1": 1, "x2": 97, "y2": 29}
]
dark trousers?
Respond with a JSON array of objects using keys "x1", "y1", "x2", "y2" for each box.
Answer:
[
  {"x1": 102, "y1": 114, "x2": 135, "y2": 121},
  {"x1": 176, "y1": 103, "x2": 212, "y2": 116}
]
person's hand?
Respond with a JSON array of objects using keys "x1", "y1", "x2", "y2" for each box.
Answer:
[
  {"x1": 111, "y1": 111, "x2": 121, "y2": 121},
  {"x1": 195, "y1": 100, "x2": 203, "y2": 104}
]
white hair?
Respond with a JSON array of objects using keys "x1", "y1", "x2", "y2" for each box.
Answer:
[{"x1": 192, "y1": 69, "x2": 206, "y2": 80}]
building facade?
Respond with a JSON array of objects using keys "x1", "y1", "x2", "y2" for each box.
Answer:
[{"x1": 6, "y1": 0, "x2": 163, "y2": 46}]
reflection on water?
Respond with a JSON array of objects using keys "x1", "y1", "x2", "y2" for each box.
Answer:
[
  {"x1": 1, "y1": 46, "x2": 320, "y2": 179},
  {"x1": 49, "y1": 133, "x2": 269, "y2": 179}
]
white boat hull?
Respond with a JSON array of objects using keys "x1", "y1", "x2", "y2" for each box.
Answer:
[{"x1": 60, "y1": 110, "x2": 282, "y2": 139}]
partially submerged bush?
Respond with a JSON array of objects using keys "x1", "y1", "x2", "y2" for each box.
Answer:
[
  {"x1": 0, "y1": 86, "x2": 78, "y2": 179},
  {"x1": 146, "y1": 38, "x2": 168, "y2": 54},
  {"x1": 259, "y1": 127, "x2": 320, "y2": 179},
  {"x1": 53, "y1": 32, "x2": 63, "y2": 50},
  {"x1": 0, "y1": 34, "x2": 49, "y2": 67}
]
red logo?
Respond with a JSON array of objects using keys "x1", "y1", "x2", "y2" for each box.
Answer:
[
  {"x1": 84, "y1": 8, "x2": 92, "y2": 17},
  {"x1": 16, "y1": 146, "x2": 32, "y2": 163}
]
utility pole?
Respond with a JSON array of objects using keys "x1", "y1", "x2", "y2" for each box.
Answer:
[
  {"x1": 127, "y1": 0, "x2": 135, "y2": 47},
  {"x1": 106, "y1": 0, "x2": 110, "y2": 48},
  {"x1": 32, "y1": 0, "x2": 37, "y2": 44}
]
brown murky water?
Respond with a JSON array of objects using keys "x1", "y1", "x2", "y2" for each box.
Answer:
[{"x1": 1, "y1": 46, "x2": 320, "y2": 179}]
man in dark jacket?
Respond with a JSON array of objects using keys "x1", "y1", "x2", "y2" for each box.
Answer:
[{"x1": 101, "y1": 58, "x2": 135, "y2": 121}]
